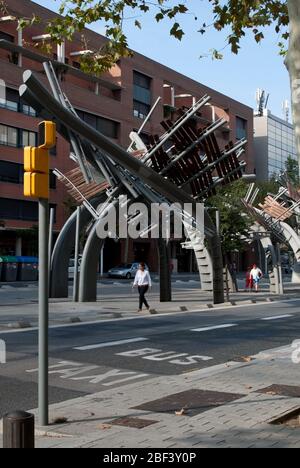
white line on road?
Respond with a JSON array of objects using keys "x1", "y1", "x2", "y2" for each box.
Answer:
[
  {"x1": 191, "y1": 324, "x2": 237, "y2": 332},
  {"x1": 0, "y1": 298, "x2": 299, "y2": 335},
  {"x1": 261, "y1": 314, "x2": 294, "y2": 321},
  {"x1": 74, "y1": 337, "x2": 148, "y2": 351}
]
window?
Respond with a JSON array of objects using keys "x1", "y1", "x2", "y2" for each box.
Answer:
[
  {"x1": 0, "y1": 124, "x2": 18, "y2": 147},
  {"x1": 0, "y1": 198, "x2": 38, "y2": 221},
  {"x1": 21, "y1": 102, "x2": 37, "y2": 117},
  {"x1": 21, "y1": 130, "x2": 37, "y2": 147},
  {"x1": 83, "y1": 112, "x2": 97, "y2": 129},
  {"x1": 97, "y1": 117, "x2": 119, "y2": 139},
  {"x1": 76, "y1": 109, "x2": 119, "y2": 139},
  {"x1": 0, "y1": 126, "x2": 38, "y2": 147},
  {"x1": 0, "y1": 162, "x2": 56, "y2": 189},
  {"x1": 50, "y1": 170, "x2": 57, "y2": 189},
  {"x1": 236, "y1": 116, "x2": 247, "y2": 140},
  {"x1": 0, "y1": 88, "x2": 19, "y2": 112},
  {"x1": 133, "y1": 71, "x2": 151, "y2": 91},
  {"x1": 133, "y1": 71, "x2": 151, "y2": 120},
  {"x1": 0, "y1": 198, "x2": 56, "y2": 221},
  {"x1": 0, "y1": 31, "x2": 14, "y2": 42},
  {"x1": 0, "y1": 86, "x2": 37, "y2": 116},
  {"x1": 133, "y1": 101, "x2": 151, "y2": 120},
  {"x1": 0, "y1": 161, "x2": 22, "y2": 184}
]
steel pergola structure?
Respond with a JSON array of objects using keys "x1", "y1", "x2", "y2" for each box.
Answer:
[{"x1": 19, "y1": 62, "x2": 248, "y2": 304}]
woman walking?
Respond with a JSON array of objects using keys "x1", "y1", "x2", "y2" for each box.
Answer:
[{"x1": 133, "y1": 263, "x2": 152, "y2": 312}]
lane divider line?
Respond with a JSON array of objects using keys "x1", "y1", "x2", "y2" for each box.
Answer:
[
  {"x1": 261, "y1": 314, "x2": 294, "y2": 321},
  {"x1": 74, "y1": 337, "x2": 148, "y2": 351},
  {"x1": 191, "y1": 324, "x2": 238, "y2": 332}
]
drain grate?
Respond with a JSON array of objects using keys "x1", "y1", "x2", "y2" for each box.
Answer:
[
  {"x1": 257, "y1": 384, "x2": 300, "y2": 398},
  {"x1": 132, "y1": 389, "x2": 245, "y2": 417},
  {"x1": 108, "y1": 417, "x2": 158, "y2": 429},
  {"x1": 269, "y1": 408, "x2": 300, "y2": 428}
]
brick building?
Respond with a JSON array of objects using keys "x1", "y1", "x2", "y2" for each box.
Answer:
[{"x1": 0, "y1": 0, "x2": 254, "y2": 272}]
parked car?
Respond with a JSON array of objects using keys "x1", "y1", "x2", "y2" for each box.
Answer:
[
  {"x1": 108, "y1": 262, "x2": 148, "y2": 279},
  {"x1": 68, "y1": 257, "x2": 82, "y2": 279}
]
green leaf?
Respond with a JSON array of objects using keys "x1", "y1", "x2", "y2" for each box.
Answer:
[{"x1": 170, "y1": 22, "x2": 184, "y2": 41}]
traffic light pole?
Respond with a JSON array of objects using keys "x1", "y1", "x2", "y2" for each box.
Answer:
[
  {"x1": 24, "y1": 121, "x2": 55, "y2": 427},
  {"x1": 38, "y1": 198, "x2": 49, "y2": 426}
]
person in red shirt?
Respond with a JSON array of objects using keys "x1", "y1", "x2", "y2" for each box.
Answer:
[{"x1": 245, "y1": 267, "x2": 253, "y2": 291}]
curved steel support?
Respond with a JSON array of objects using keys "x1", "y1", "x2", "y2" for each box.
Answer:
[
  {"x1": 50, "y1": 197, "x2": 103, "y2": 298},
  {"x1": 250, "y1": 223, "x2": 279, "y2": 294},
  {"x1": 279, "y1": 221, "x2": 300, "y2": 284},
  {"x1": 79, "y1": 221, "x2": 105, "y2": 302}
]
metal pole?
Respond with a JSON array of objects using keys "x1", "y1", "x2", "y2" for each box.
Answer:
[
  {"x1": 100, "y1": 246, "x2": 104, "y2": 277},
  {"x1": 48, "y1": 207, "x2": 55, "y2": 289},
  {"x1": 39, "y1": 198, "x2": 49, "y2": 426},
  {"x1": 215, "y1": 210, "x2": 220, "y2": 236},
  {"x1": 277, "y1": 243, "x2": 284, "y2": 295},
  {"x1": 73, "y1": 207, "x2": 80, "y2": 302}
]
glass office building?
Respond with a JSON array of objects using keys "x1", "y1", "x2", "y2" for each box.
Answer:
[{"x1": 254, "y1": 110, "x2": 297, "y2": 181}]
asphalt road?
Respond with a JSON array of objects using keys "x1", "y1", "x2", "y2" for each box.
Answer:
[{"x1": 0, "y1": 298, "x2": 300, "y2": 418}]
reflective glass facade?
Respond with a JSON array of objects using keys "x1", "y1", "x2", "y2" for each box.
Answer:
[{"x1": 267, "y1": 116, "x2": 297, "y2": 178}]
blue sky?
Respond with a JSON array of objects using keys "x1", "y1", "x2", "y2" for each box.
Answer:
[{"x1": 34, "y1": 0, "x2": 291, "y2": 119}]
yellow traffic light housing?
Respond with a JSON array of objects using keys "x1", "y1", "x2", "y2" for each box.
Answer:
[
  {"x1": 24, "y1": 121, "x2": 56, "y2": 199},
  {"x1": 38, "y1": 121, "x2": 56, "y2": 149},
  {"x1": 24, "y1": 146, "x2": 49, "y2": 174}
]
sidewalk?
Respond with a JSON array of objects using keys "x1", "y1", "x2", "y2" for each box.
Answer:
[
  {"x1": 0, "y1": 285, "x2": 299, "y2": 330},
  {"x1": 4, "y1": 342, "x2": 299, "y2": 448}
]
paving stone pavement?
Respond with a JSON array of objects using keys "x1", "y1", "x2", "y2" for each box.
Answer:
[{"x1": 1, "y1": 342, "x2": 299, "y2": 448}]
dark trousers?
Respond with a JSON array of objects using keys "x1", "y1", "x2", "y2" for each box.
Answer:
[{"x1": 138, "y1": 285, "x2": 149, "y2": 310}]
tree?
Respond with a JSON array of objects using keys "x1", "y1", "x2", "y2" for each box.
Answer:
[
  {"x1": 207, "y1": 179, "x2": 252, "y2": 255},
  {"x1": 285, "y1": 155, "x2": 299, "y2": 187},
  {"x1": 7, "y1": 1, "x2": 299, "y2": 165}
]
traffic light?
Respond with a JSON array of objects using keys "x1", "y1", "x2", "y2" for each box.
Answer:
[{"x1": 24, "y1": 121, "x2": 56, "y2": 199}]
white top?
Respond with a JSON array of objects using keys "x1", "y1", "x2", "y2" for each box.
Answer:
[
  {"x1": 134, "y1": 270, "x2": 152, "y2": 287},
  {"x1": 250, "y1": 268, "x2": 262, "y2": 281}
]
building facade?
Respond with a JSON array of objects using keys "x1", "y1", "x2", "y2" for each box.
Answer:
[
  {"x1": 254, "y1": 109, "x2": 297, "y2": 181},
  {"x1": 0, "y1": 0, "x2": 254, "y2": 272}
]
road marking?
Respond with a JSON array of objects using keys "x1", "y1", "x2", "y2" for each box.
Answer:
[
  {"x1": 0, "y1": 298, "x2": 299, "y2": 335},
  {"x1": 116, "y1": 347, "x2": 213, "y2": 364},
  {"x1": 74, "y1": 337, "x2": 148, "y2": 351},
  {"x1": 191, "y1": 324, "x2": 237, "y2": 332},
  {"x1": 261, "y1": 314, "x2": 293, "y2": 321},
  {"x1": 27, "y1": 360, "x2": 149, "y2": 386}
]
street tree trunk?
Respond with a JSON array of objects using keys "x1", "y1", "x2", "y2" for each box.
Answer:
[
  {"x1": 207, "y1": 233, "x2": 224, "y2": 304},
  {"x1": 286, "y1": 0, "x2": 300, "y2": 171},
  {"x1": 157, "y1": 238, "x2": 172, "y2": 302}
]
